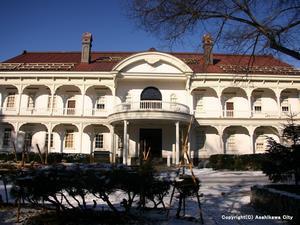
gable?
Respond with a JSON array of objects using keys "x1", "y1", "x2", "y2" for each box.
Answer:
[{"x1": 122, "y1": 60, "x2": 182, "y2": 73}]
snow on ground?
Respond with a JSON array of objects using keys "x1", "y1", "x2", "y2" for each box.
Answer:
[{"x1": 0, "y1": 168, "x2": 289, "y2": 225}]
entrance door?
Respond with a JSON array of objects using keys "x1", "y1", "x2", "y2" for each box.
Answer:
[
  {"x1": 139, "y1": 129, "x2": 162, "y2": 158},
  {"x1": 226, "y1": 102, "x2": 234, "y2": 117},
  {"x1": 67, "y1": 100, "x2": 76, "y2": 115}
]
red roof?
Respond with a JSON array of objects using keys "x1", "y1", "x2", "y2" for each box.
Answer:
[{"x1": 1, "y1": 51, "x2": 298, "y2": 75}]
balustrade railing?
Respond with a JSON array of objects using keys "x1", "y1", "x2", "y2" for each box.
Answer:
[
  {"x1": 114, "y1": 101, "x2": 190, "y2": 114},
  {"x1": 0, "y1": 105, "x2": 298, "y2": 119}
]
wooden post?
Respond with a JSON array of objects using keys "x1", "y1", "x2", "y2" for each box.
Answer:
[
  {"x1": 12, "y1": 142, "x2": 18, "y2": 162},
  {"x1": 36, "y1": 144, "x2": 44, "y2": 164},
  {"x1": 16, "y1": 197, "x2": 21, "y2": 223}
]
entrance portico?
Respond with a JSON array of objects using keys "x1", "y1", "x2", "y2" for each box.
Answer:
[{"x1": 110, "y1": 118, "x2": 190, "y2": 165}]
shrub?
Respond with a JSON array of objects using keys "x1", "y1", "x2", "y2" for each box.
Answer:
[
  {"x1": 209, "y1": 153, "x2": 267, "y2": 170},
  {"x1": 10, "y1": 163, "x2": 171, "y2": 214}
]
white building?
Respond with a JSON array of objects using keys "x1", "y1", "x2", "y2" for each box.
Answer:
[{"x1": 0, "y1": 32, "x2": 299, "y2": 165}]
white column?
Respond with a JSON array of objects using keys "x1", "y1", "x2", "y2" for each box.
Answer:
[
  {"x1": 247, "y1": 93, "x2": 252, "y2": 118},
  {"x1": 79, "y1": 123, "x2": 83, "y2": 153},
  {"x1": 81, "y1": 90, "x2": 85, "y2": 116},
  {"x1": 218, "y1": 126, "x2": 224, "y2": 154},
  {"x1": 249, "y1": 126, "x2": 256, "y2": 154},
  {"x1": 175, "y1": 121, "x2": 180, "y2": 165},
  {"x1": 47, "y1": 123, "x2": 52, "y2": 153},
  {"x1": 110, "y1": 125, "x2": 115, "y2": 163},
  {"x1": 17, "y1": 85, "x2": 23, "y2": 115},
  {"x1": 276, "y1": 92, "x2": 281, "y2": 117},
  {"x1": 123, "y1": 120, "x2": 128, "y2": 165},
  {"x1": 218, "y1": 94, "x2": 222, "y2": 117},
  {"x1": 50, "y1": 93, "x2": 55, "y2": 115}
]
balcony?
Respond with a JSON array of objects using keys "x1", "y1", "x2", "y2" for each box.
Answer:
[
  {"x1": 108, "y1": 101, "x2": 191, "y2": 123},
  {"x1": 114, "y1": 101, "x2": 190, "y2": 114}
]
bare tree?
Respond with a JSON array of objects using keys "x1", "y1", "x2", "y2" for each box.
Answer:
[{"x1": 127, "y1": 0, "x2": 300, "y2": 60}]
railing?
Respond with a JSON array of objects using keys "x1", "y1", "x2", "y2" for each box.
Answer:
[
  {"x1": 114, "y1": 101, "x2": 190, "y2": 114},
  {"x1": 223, "y1": 110, "x2": 249, "y2": 118},
  {"x1": 52, "y1": 108, "x2": 79, "y2": 116},
  {"x1": 0, "y1": 106, "x2": 298, "y2": 119},
  {"x1": 84, "y1": 108, "x2": 108, "y2": 116},
  {"x1": 20, "y1": 107, "x2": 51, "y2": 115},
  {"x1": 251, "y1": 110, "x2": 278, "y2": 118},
  {"x1": 0, "y1": 107, "x2": 17, "y2": 115}
]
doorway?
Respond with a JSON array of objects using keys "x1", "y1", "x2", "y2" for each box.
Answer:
[
  {"x1": 226, "y1": 102, "x2": 234, "y2": 117},
  {"x1": 67, "y1": 100, "x2": 76, "y2": 115},
  {"x1": 139, "y1": 128, "x2": 162, "y2": 158}
]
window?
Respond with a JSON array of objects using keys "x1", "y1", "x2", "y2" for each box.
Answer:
[
  {"x1": 227, "y1": 132, "x2": 236, "y2": 151},
  {"x1": 256, "y1": 135, "x2": 266, "y2": 152},
  {"x1": 96, "y1": 96, "x2": 105, "y2": 110},
  {"x1": 3, "y1": 128, "x2": 12, "y2": 147},
  {"x1": 170, "y1": 94, "x2": 177, "y2": 102},
  {"x1": 226, "y1": 102, "x2": 234, "y2": 117},
  {"x1": 254, "y1": 95, "x2": 262, "y2": 113},
  {"x1": 196, "y1": 95, "x2": 204, "y2": 112},
  {"x1": 140, "y1": 87, "x2": 162, "y2": 100},
  {"x1": 281, "y1": 98, "x2": 289, "y2": 112},
  {"x1": 45, "y1": 133, "x2": 54, "y2": 148},
  {"x1": 65, "y1": 130, "x2": 74, "y2": 148},
  {"x1": 6, "y1": 92, "x2": 15, "y2": 108},
  {"x1": 95, "y1": 134, "x2": 104, "y2": 149},
  {"x1": 27, "y1": 93, "x2": 36, "y2": 109},
  {"x1": 50, "y1": 133, "x2": 54, "y2": 148},
  {"x1": 24, "y1": 132, "x2": 33, "y2": 148}
]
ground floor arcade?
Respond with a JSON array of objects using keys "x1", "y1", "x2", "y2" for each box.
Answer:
[{"x1": 0, "y1": 120, "x2": 280, "y2": 164}]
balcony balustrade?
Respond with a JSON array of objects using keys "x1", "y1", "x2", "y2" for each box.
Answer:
[
  {"x1": 0, "y1": 105, "x2": 298, "y2": 119},
  {"x1": 114, "y1": 101, "x2": 190, "y2": 114}
]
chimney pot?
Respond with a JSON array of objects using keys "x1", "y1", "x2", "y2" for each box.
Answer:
[
  {"x1": 202, "y1": 34, "x2": 213, "y2": 65},
  {"x1": 81, "y1": 32, "x2": 92, "y2": 63}
]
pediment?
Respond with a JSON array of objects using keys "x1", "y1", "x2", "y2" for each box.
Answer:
[
  {"x1": 112, "y1": 52, "x2": 193, "y2": 74},
  {"x1": 122, "y1": 60, "x2": 182, "y2": 73}
]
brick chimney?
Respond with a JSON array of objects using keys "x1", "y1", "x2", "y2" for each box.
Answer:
[
  {"x1": 202, "y1": 34, "x2": 213, "y2": 65},
  {"x1": 81, "y1": 32, "x2": 92, "y2": 63}
]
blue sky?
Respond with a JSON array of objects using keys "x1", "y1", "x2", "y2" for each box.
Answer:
[{"x1": 0, "y1": 0, "x2": 299, "y2": 68}]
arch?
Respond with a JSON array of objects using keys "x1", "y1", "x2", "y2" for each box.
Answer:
[
  {"x1": 0, "y1": 122, "x2": 15, "y2": 131},
  {"x1": 112, "y1": 51, "x2": 193, "y2": 73},
  {"x1": 253, "y1": 126, "x2": 279, "y2": 136},
  {"x1": 253, "y1": 126, "x2": 280, "y2": 153},
  {"x1": 223, "y1": 125, "x2": 250, "y2": 154},
  {"x1": 251, "y1": 88, "x2": 276, "y2": 98},
  {"x1": 54, "y1": 85, "x2": 81, "y2": 95},
  {"x1": 83, "y1": 124, "x2": 110, "y2": 133},
  {"x1": 0, "y1": 84, "x2": 19, "y2": 93},
  {"x1": 221, "y1": 87, "x2": 247, "y2": 97},
  {"x1": 23, "y1": 84, "x2": 51, "y2": 93},
  {"x1": 191, "y1": 87, "x2": 218, "y2": 96},
  {"x1": 52, "y1": 123, "x2": 80, "y2": 132},
  {"x1": 19, "y1": 123, "x2": 48, "y2": 132},
  {"x1": 223, "y1": 125, "x2": 250, "y2": 136},
  {"x1": 85, "y1": 85, "x2": 113, "y2": 95},
  {"x1": 141, "y1": 86, "x2": 162, "y2": 101}
]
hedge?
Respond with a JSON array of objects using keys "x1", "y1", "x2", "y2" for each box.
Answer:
[
  {"x1": 208, "y1": 153, "x2": 268, "y2": 170},
  {"x1": 0, "y1": 152, "x2": 90, "y2": 164}
]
